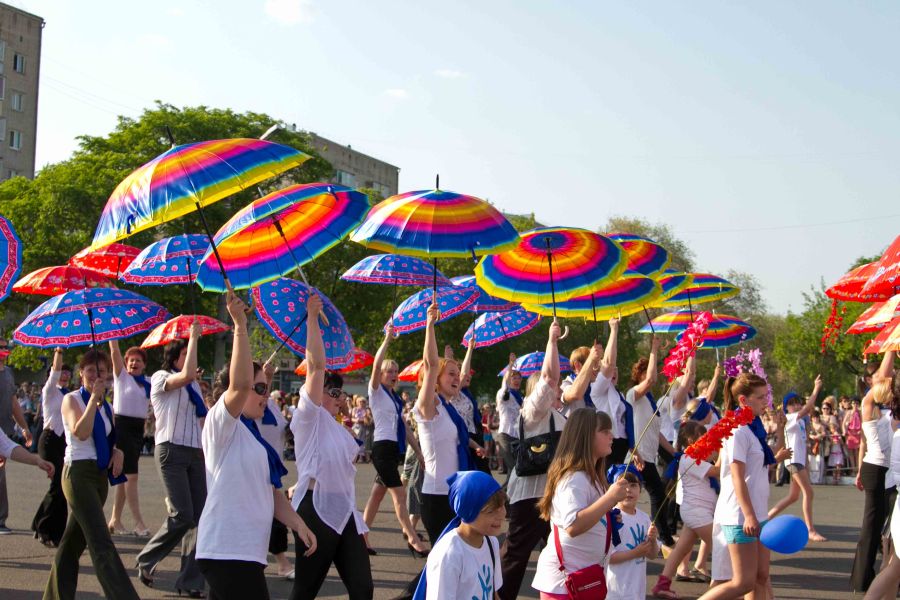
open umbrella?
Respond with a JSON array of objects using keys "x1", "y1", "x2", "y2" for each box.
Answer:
[
  {"x1": 14, "y1": 266, "x2": 115, "y2": 296},
  {"x1": 640, "y1": 309, "x2": 746, "y2": 333},
  {"x1": 342, "y1": 254, "x2": 452, "y2": 287},
  {"x1": 294, "y1": 348, "x2": 374, "y2": 376},
  {"x1": 250, "y1": 278, "x2": 355, "y2": 370},
  {"x1": 0, "y1": 215, "x2": 23, "y2": 304},
  {"x1": 677, "y1": 317, "x2": 756, "y2": 349},
  {"x1": 861, "y1": 234, "x2": 900, "y2": 297},
  {"x1": 451, "y1": 276, "x2": 518, "y2": 313},
  {"x1": 197, "y1": 183, "x2": 369, "y2": 292},
  {"x1": 461, "y1": 307, "x2": 541, "y2": 349},
  {"x1": 847, "y1": 295, "x2": 900, "y2": 334},
  {"x1": 122, "y1": 234, "x2": 210, "y2": 286},
  {"x1": 389, "y1": 285, "x2": 480, "y2": 335},
  {"x1": 606, "y1": 233, "x2": 671, "y2": 278},
  {"x1": 70, "y1": 243, "x2": 141, "y2": 279},
  {"x1": 13, "y1": 288, "x2": 170, "y2": 347},
  {"x1": 652, "y1": 273, "x2": 739, "y2": 309},
  {"x1": 826, "y1": 262, "x2": 889, "y2": 303},
  {"x1": 398, "y1": 359, "x2": 424, "y2": 382},
  {"x1": 656, "y1": 270, "x2": 694, "y2": 302},
  {"x1": 522, "y1": 273, "x2": 662, "y2": 320},
  {"x1": 864, "y1": 317, "x2": 900, "y2": 354},
  {"x1": 140, "y1": 314, "x2": 231, "y2": 349},
  {"x1": 498, "y1": 352, "x2": 571, "y2": 377}
]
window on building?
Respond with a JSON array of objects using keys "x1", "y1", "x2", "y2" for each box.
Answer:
[
  {"x1": 0, "y1": 41, "x2": 6, "y2": 63},
  {"x1": 0, "y1": 76, "x2": 6, "y2": 100},
  {"x1": 0, "y1": 118, "x2": 7, "y2": 142},
  {"x1": 9, "y1": 129, "x2": 22, "y2": 150},
  {"x1": 335, "y1": 169, "x2": 356, "y2": 187},
  {"x1": 8, "y1": 170, "x2": 19, "y2": 179},
  {"x1": 13, "y1": 54, "x2": 24, "y2": 74},
  {"x1": 11, "y1": 92, "x2": 23, "y2": 112}
]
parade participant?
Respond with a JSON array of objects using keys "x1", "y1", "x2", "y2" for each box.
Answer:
[
  {"x1": 607, "y1": 466, "x2": 659, "y2": 600},
  {"x1": 106, "y1": 340, "x2": 151, "y2": 537},
  {"x1": 137, "y1": 322, "x2": 207, "y2": 597},
  {"x1": 0, "y1": 335, "x2": 29, "y2": 535},
  {"x1": 452, "y1": 339, "x2": 491, "y2": 473},
  {"x1": 196, "y1": 289, "x2": 316, "y2": 599},
  {"x1": 31, "y1": 348, "x2": 71, "y2": 546},
  {"x1": 43, "y1": 349, "x2": 139, "y2": 600},
  {"x1": 589, "y1": 318, "x2": 630, "y2": 464},
  {"x1": 289, "y1": 294, "x2": 373, "y2": 600},
  {"x1": 560, "y1": 342, "x2": 600, "y2": 417},
  {"x1": 662, "y1": 356, "x2": 696, "y2": 444},
  {"x1": 495, "y1": 354, "x2": 523, "y2": 480},
  {"x1": 498, "y1": 319, "x2": 566, "y2": 600},
  {"x1": 361, "y1": 323, "x2": 429, "y2": 558},
  {"x1": 768, "y1": 376, "x2": 826, "y2": 540}
]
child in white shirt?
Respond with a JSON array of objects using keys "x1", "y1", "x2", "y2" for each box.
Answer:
[{"x1": 606, "y1": 467, "x2": 659, "y2": 600}]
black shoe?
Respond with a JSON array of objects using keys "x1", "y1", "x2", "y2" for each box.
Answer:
[
  {"x1": 137, "y1": 566, "x2": 154, "y2": 588},
  {"x1": 407, "y1": 543, "x2": 429, "y2": 558},
  {"x1": 367, "y1": 546, "x2": 378, "y2": 556}
]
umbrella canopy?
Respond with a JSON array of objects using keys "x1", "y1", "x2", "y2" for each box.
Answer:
[
  {"x1": 462, "y1": 307, "x2": 541, "y2": 349},
  {"x1": 342, "y1": 254, "x2": 452, "y2": 287},
  {"x1": 250, "y1": 278, "x2": 355, "y2": 370},
  {"x1": 122, "y1": 234, "x2": 210, "y2": 285},
  {"x1": 0, "y1": 215, "x2": 23, "y2": 304},
  {"x1": 451, "y1": 275, "x2": 518, "y2": 312},
  {"x1": 69, "y1": 243, "x2": 140, "y2": 279},
  {"x1": 640, "y1": 309, "x2": 748, "y2": 334},
  {"x1": 92, "y1": 138, "x2": 310, "y2": 249},
  {"x1": 847, "y1": 295, "x2": 900, "y2": 334},
  {"x1": 865, "y1": 317, "x2": 900, "y2": 354},
  {"x1": 350, "y1": 188, "x2": 519, "y2": 258},
  {"x1": 196, "y1": 183, "x2": 369, "y2": 292},
  {"x1": 140, "y1": 314, "x2": 231, "y2": 349},
  {"x1": 652, "y1": 273, "x2": 739, "y2": 308},
  {"x1": 826, "y1": 261, "x2": 891, "y2": 303},
  {"x1": 606, "y1": 233, "x2": 671, "y2": 278},
  {"x1": 677, "y1": 317, "x2": 756, "y2": 349},
  {"x1": 861, "y1": 234, "x2": 900, "y2": 297},
  {"x1": 399, "y1": 359, "x2": 424, "y2": 382},
  {"x1": 498, "y1": 352, "x2": 571, "y2": 377},
  {"x1": 475, "y1": 227, "x2": 627, "y2": 306},
  {"x1": 294, "y1": 348, "x2": 374, "y2": 376},
  {"x1": 389, "y1": 286, "x2": 480, "y2": 335},
  {"x1": 13, "y1": 288, "x2": 169, "y2": 347},
  {"x1": 522, "y1": 273, "x2": 662, "y2": 319},
  {"x1": 14, "y1": 266, "x2": 115, "y2": 296},
  {"x1": 656, "y1": 270, "x2": 694, "y2": 302}
]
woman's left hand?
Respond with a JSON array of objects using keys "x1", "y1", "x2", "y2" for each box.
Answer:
[
  {"x1": 110, "y1": 448, "x2": 124, "y2": 477},
  {"x1": 295, "y1": 519, "x2": 318, "y2": 556}
]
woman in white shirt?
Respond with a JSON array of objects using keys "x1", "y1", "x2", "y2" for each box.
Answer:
[
  {"x1": 136, "y1": 321, "x2": 208, "y2": 597},
  {"x1": 532, "y1": 408, "x2": 628, "y2": 598},
  {"x1": 196, "y1": 289, "x2": 315, "y2": 599},
  {"x1": 289, "y1": 293, "x2": 373, "y2": 600},
  {"x1": 31, "y1": 347, "x2": 71, "y2": 547},
  {"x1": 495, "y1": 355, "x2": 523, "y2": 482},
  {"x1": 106, "y1": 340, "x2": 152, "y2": 537}
]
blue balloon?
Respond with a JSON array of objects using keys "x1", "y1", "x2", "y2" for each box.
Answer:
[{"x1": 760, "y1": 515, "x2": 808, "y2": 554}]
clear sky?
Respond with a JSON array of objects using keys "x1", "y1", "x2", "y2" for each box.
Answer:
[{"x1": 13, "y1": 0, "x2": 900, "y2": 314}]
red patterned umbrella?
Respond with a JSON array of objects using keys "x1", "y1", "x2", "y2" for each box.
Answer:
[
  {"x1": 864, "y1": 317, "x2": 900, "y2": 354},
  {"x1": 826, "y1": 261, "x2": 892, "y2": 303},
  {"x1": 846, "y1": 295, "x2": 900, "y2": 334},
  {"x1": 862, "y1": 234, "x2": 900, "y2": 297},
  {"x1": 398, "y1": 359, "x2": 424, "y2": 382},
  {"x1": 293, "y1": 348, "x2": 374, "y2": 376},
  {"x1": 140, "y1": 314, "x2": 231, "y2": 349},
  {"x1": 70, "y1": 243, "x2": 141, "y2": 278},
  {"x1": 13, "y1": 265, "x2": 115, "y2": 296}
]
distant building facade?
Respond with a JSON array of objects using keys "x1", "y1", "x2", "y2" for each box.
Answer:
[
  {"x1": 306, "y1": 131, "x2": 399, "y2": 198},
  {"x1": 0, "y1": 3, "x2": 42, "y2": 181}
]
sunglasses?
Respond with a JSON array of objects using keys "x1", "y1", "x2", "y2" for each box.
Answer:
[
  {"x1": 327, "y1": 387, "x2": 344, "y2": 399},
  {"x1": 253, "y1": 382, "x2": 269, "y2": 396}
]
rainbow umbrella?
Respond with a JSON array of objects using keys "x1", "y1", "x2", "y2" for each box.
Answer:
[
  {"x1": 91, "y1": 139, "x2": 310, "y2": 252},
  {"x1": 656, "y1": 270, "x2": 694, "y2": 302},
  {"x1": 451, "y1": 276, "x2": 518, "y2": 312},
  {"x1": 389, "y1": 285, "x2": 480, "y2": 335},
  {"x1": 14, "y1": 266, "x2": 116, "y2": 296},
  {"x1": 475, "y1": 227, "x2": 627, "y2": 317},
  {"x1": 13, "y1": 288, "x2": 170, "y2": 348},
  {"x1": 251, "y1": 278, "x2": 355, "y2": 369},
  {"x1": 862, "y1": 234, "x2": 900, "y2": 298},
  {"x1": 522, "y1": 273, "x2": 662, "y2": 320},
  {"x1": 847, "y1": 295, "x2": 900, "y2": 334},
  {"x1": 652, "y1": 273, "x2": 739, "y2": 309},
  {"x1": 342, "y1": 254, "x2": 451, "y2": 287},
  {"x1": 122, "y1": 234, "x2": 210, "y2": 286},
  {"x1": 196, "y1": 183, "x2": 369, "y2": 292},
  {"x1": 677, "y1": 317, "x2": 756, "y2": 349},
  {"x1": 69, "y1": 243, "x2": 140, "y2": 279},
  {"x1": 498, "y1": 352, "x2": 571, "y2": 377},
  {"x1": 0, "y1": 215, "x2": 22, "y2": 304},
  {"x1": 640, "y1": 310, "x2": 749, "y2": 334},
  {"x1": 606, "y1": 233, "x2": 671, "y2": 278},
  {"x1": 140, "y1": 314, "x2": 231, "y2": 349},
  {"x1": 462, "y1": 307, "x2": 542, "y2": 349}
]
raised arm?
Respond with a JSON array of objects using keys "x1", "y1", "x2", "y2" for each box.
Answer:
[
  {"x1": 164, "y1": 321, "x2": 201, "y2": 391},
  {"x1": 369, "y1": 323, "x2": 394, "y2": 391},
  {"x1": 874, "y1": 351, "x2": 896, "y2": 385},
  {"x1": 541, "y1": 320, "x2": 562, "y2": 388},
  {"x1": 671, "y1": 356, "x2": 695, "y2": 410},
  {"x1": 220, "y1": 291, "x2": 253, "y2": 418},
  {"x1": 461, "y1": 337, "x2": 475, "y2": 383},
  {"x1": 416, "y1": 303, "x2": 440, "y2": 421},
  {"x1": 302, "y1": 294, "x2": 326, "y2": 406},
  {"x1": 563, "y1": 343, "x2": 602, "y2": 404},
  {"x1": 109, "y1": 339, "x2": 124, "y2": 377},
  {"x1": 633, "y1": 336, "x2": 660, "y2": 398},
  {"x1": 797, "y1": 375, "x2": 823, "y2": 419},
  {"x1": 706, "y1": 363, "x2": 721, "y2": 404},
  {"x1": 600, "y1": 317, "x2": 619, "y2": 378}
]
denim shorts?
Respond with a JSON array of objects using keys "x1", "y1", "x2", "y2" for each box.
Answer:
[{"x1": 723, "y1": 520, "x2": 768, "y2": 544}]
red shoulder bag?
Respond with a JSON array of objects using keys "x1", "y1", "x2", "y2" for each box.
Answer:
[{"x1": 553, "y1": 512, "x2": 613, "y2": 600}]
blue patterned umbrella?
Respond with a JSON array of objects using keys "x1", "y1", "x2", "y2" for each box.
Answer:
[
  {"x1": 389, "y1": 285, "x2": 479, "y2": 335},
  {"x1": 341, "y1": 254, "x2": 452, "y2": 287},
  {"x1": 451, "y1": 276, "x2": 518, "y2": 312},
  {"x1": 13, "y1": 288, "x2": 170, "y2": 348},
  {"x1": 250, "y1": 278, "x2": 355, "y2": 370},
  {"x1": 122, "y1": 234, "x2": 210, "y2": 285},
  {"x1": 462, "y1": 307, "x2": 541, "y2": 349},
  {"x1": 498, "y1": 351, "x2": 571, "y2": 377},
  {"x1": 0, "y1": 215, "x2": 22, "y2": 304}
]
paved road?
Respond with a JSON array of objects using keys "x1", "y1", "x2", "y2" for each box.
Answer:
[{"x1": 0, "y1": 457, "x2": 863, "y2": 598}]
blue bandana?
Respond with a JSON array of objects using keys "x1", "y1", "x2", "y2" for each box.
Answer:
[
  {"x1": 78, "y1": 388, "x2": 127, "y2": 486},
  {"x1": 606, "y1": 462, "x2": 643, "y2": 484},
  {"x1": 782, "y1": 392, "x2": 799, "y2": 413},
  {"x1": 240, "y1": 415, "x2": 289, "y2": 488},
  {"x1": 691, "y1": 399, "x2": 712, "y2": 422},
  {"x1": 439, "y1": 395, "x2": 473, "y2": 471}
]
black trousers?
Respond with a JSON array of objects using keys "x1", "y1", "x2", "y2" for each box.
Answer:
[
  {"x1": 499, "y1": 498, "x2": 550, "y2": 600},
  {"x1": 469, "y1": 432, "x2": 491, "y2": 474},
  {"x1": 290, "y1": 491, "x2": 373, "y2": 600},
  {"x1": 268, "y1": 518, "x2": 288, "y2": 555},
  {"x1": 198, "y1": 558, "x2": 269, "y2": 600},
  {"x1": 609, "y1": 438, "x2": 629, "y2": 466},
  {"x1": 32, "y1": 429, "x2": 67, "y2": 544},
  {"x1": 851, "y1": 462, "x2": 890, "y2": 592},
  {"x1": 642, "y1": 461, "x2": 673, "y2": 544},
  {"x1": 420, "y1": 492, "x2": 455, "y2": 544}
]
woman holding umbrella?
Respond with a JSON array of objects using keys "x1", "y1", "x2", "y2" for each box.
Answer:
[{"x1": 136, "y1": 321, "x2": 208, "y2": 597}]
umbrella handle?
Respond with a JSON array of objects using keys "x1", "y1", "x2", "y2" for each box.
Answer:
[{"x1": 559, "y1": 325, "x2": 569, "y2": 340}]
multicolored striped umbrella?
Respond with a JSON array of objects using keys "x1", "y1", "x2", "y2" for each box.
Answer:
[
  {"x1": 606, "y1": 233, "x2": 671, "y2": 278},
  {"x1": 639, "y1": 309, "x2": 746, "y2": 333},
  {"x1": 826, "y1": 261, "x2": 891, "y2": 303},
  {"x1": 196, "y1": 183, "x2": 369, "y2": 292},
  {"x1": 475, "y1": 227, "x2": 627, "y2": 309},
  {"x1": 350, "y1": 187, "x2": 519, "y2": 259},
  {"x1": 294, "y1": 348, "x2": 374, "y2": 376},
  {"x1": 846, "y1": 295, "x2": 900, "y2": 334},
  {"x1": 0, "y1": 215, "x2": 22, "y2": 304},
  {"x1": 13, "y1": 288, "x2": 169, "y2": 347},
  {"x1": 92, "y1": 139, "x2": 310, "y2": 250},
  {"x1": 122, "y1": 234, "x2": 210, "y2": 285},
  {"x1": 462, "y1": 307, "x2": 542, "y2": 349},
  {"x1": 251, "y1": 278, "x2": 355, "y2": 370},
  {"x1": 389, "y1": 286, "x2": 480, "y2": 335},
  {"x1": 342, "y1": 254, "x2": 452, "y2": 287},
  {"x1": 70, "y1": 243, "x2": 141, "y2": 279},
  {"x1": 522, "y1": 273, "x2": 662, "y2": 319},
  {"x1": 677, "y1": 316, "x2": 756, "y2": 349},
  {"x1": 656, "y1": 270, "x2": 694, "y2": 302},
  {"x1": 451, "y1": 275, "x2": 518, "y2": 313},
  {"x1": 14, "y1": 266, "x2": 116, "y2": 296},
  {"x1": 140, "y1": 314, "x2": 231, "y2": 349},
  {"x1": 861, "y1": 234, "x2": 900, "y2": 297},
  {"x1": 652, "y1": 273, "x2": 739, "y2": 308},
  {"x1": 498, "y1": 352, "x2": 571, "y2": 377}
]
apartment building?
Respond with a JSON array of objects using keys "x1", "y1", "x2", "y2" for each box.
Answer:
[{"x1": 0, "y1": 3, "x2": 42, "y2": 180}]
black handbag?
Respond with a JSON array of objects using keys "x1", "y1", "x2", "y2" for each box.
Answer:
[{"x1": 513, "y1": 412, "x2": 561, "y2": 477}]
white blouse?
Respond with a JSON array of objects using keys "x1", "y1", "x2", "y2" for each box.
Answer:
[
  {"x1": 496, "y1": 382, "x2": 522, "y2": 439},
  {"x1": 63, "y1": 391, "x2": 112, "y2": 464},
  {"x1": 41, "y1": 370, "x2": 66, "y2": 436},
  {"x1": 150, "y1": 370, "x2": 204, "y2": 449},
  {"x1": 369, "y1": 383, "x2": 401, "y2": 443},
  {"x1": 414, "y1": 402, "x2": 461, "y2": 495},
  {"x1": 113, "y1": 367, "x2": 151, "y2": 419}
]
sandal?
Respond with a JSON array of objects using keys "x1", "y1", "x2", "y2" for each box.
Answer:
[
  {"x1": 690, "y1": 568, "x2": 712, "y2": 583},
  {"x1": 675, "y1": 572, "x2": 698, "y2": 582},
  {"x1": 652, "y1": 576, "x2": 681, "y2": 599}
]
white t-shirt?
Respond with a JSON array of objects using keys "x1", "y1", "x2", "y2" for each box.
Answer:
[
  {"x1": 676, "y1": 457, "x2": 716, "y2": 514},
  {"x1": 533, "y1": 471, "x2": 610, "y2": 595},
  {"x1": 113, "y1": 367, "x2": 151, "y2": 419},
  {"x1": 150, "y1": 371, "x2": 204, "y2": 448},
  {"x1": 41, "y1": 370, "x2": 66, "y2": 436},
  {"x1": 591, "y1": 373, "x2": 626, "y2": 439},
  {"x1": 425, "y1": 530, "x2": 502, "y2": 600},
  {"x1": 626, "y1": 388, "x2": 660, "y2": 463},
  {"x1": 197, "y1": 400, "x2": 273, "y2": 565},
  {"x1": 607, "y1": 507, "x2": 654, "y2": 600},
  {"x1": 414, "y1": 402, "x2": 460, "y2": 495},
  {"x1": 257, "y1": 397, "x2": 288, "y2": 456},
  {"x1": 370, "y1": 383, "x2": 401, "y2": 443},
  {"x1": 496, "y1": 382, "x2": 522, "y2": 439},
  {"x1": 784, "y1": 412, "x2": 807, "y2": 467},
  {"x1": 714, "y1": 425, "x2": 769, "y2": 526}
]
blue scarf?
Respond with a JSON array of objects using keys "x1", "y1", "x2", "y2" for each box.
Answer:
[
  {"x1": 566, "y1": 374, "x2": 594, "y2": 409},
  {"x1": 663, "y1": 452, "x2": 720, "y2": 493},
  {"x1": 383, "y1": 384, "x2": 407, "y2": 454},
  {"x1": 132, "y1": 374, "x2": 151, "y2": 399},
  {"x1": 184, "y1": 381, "x2": 208, "y2": 418},
  {"x1": 413, "y1": 471, "x2": 501, "y2": 600},
  {"x1": 508, "y1": 388, "x2": 523, "y2": 407},
  {"x1": 647, "y1": 391, "x2": 658, "y2": 414},
  {"x1": 79, "y1": 388, "x2": 127, "y2": 486},
  {"x1": 439, "y1": 395, "x2": 473, "y2": 471},
  {"x1": 240, "y1": 415, "x2": 289, "y2": 488},
  {"x1": 619, "y1": 390, "x2": 635, "y2": 448},
  {"x1": 747, "y1": 416, "x2": 776, "y2": 465},
  {"x1": 261, "y1": 405, "x2": 278, "y2": 426},
  {"x1": 461, "y1": 387, "x2": 482, "y2": 433},
  {"x1": 58, "y1": 386, "x2": 70, "y2": 396}
]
